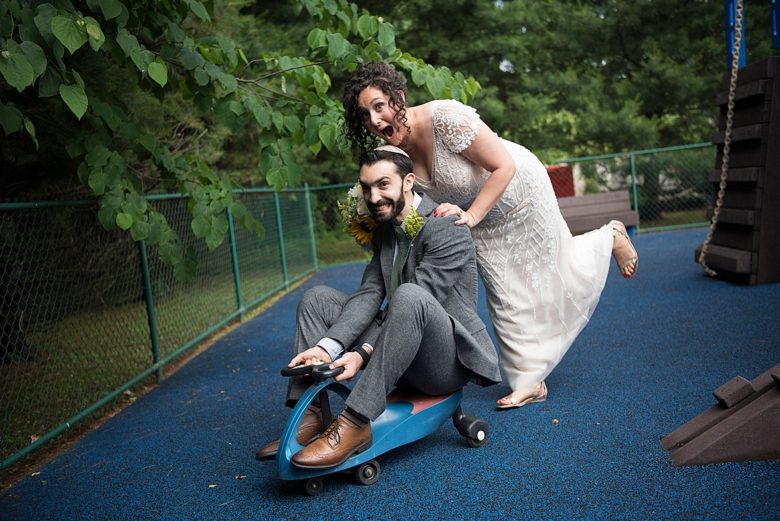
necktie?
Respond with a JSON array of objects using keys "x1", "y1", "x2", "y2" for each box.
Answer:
[{"x1": 390, "y1": 225, "x2": 410, "y2": 297}]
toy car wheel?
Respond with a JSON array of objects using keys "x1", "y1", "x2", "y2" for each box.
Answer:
[
  {"x1": 354, "y1": 460, "x2": 381, "y2": 486},
  {"x1": 466, "y1": 427, "x2": 488, "y2": 448},
  {"x1": 304, "y1": 477, "x2": 324, "y2": 496}
]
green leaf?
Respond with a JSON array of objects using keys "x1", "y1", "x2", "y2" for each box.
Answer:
[
  {"x1": 326, "y1": 32, "x2": 350, "y2": 60},
  {"x1": 427, "y1": 78, "x2": 445, "y2": 98},
  {"x1": 271, "y1": 111, "x2": 284, "y2": 133},
  {"x1": 19, "y1": 41, "x2": 47, "y2": 80},
  {"x1": 130, "y1": 220, "x2": 150, "y2": 241},
  {"x1": 193, "y1": 66, "x2": 209, "y2": 86},
  {"x1": 34, "y1": 4, "x2": 58, "y2": 44},
  {"x1": 84, "y1": 18, "x2": 103, "y2": 41},
  {"x1": 266, "y1": 167, "x2": 284, "y2": 190},
  {"x1": 356, "y1": 15, "x2": 378, "y2": 38},
  {"x1": 59, "y1": 83, "x2": 88, "y2": 119},
  {"x1": 178, "y1": 47, "x2": 204, "y2": 70},
  {"x1": 88, "y1": 168, "x2": 108, "y2": 194},
  {"x1": 244, "y1": 96, "x2": 270, "y2": 128},
  {"x1": 148, "y1": 61, "x2": 168, "y2": 87},
  {"x1": 304, "y1": 114, "x2": 320, "y2": 146},
  {"x1": 216, "y1": 71, "x2": 237, "y2": 92},
  {"x1": 191, "y1": 216, "x2": 209, "y2": 238},
  {"x1": 23, "y1": 118, "x2": 38, "y2": 149},
  {"x1": 283, "y1": 115, "x2": 301, "y2": 134},
  {"x1": 86, "y1": 144, "x2": 110, "y2": 167},
  {"x1": 37, "y1": 68, "x2": 61, "y2": 97},
  {"x1": 116, "y1": 29, "x2": 140, "y2": 56},
  {"x1": 0, "y1": 49, "x2": 34, "y2": 92},
  {"x1": 230, "y1": 202, "x2": 247, "y2": 220},
  {"x1": 72, "y1": 69, "x2": 85, "y2": 91},
  {"x1": 98, "y1": 205, "x2": 117, "y2": 230},
  {"x1": 184, "y1": 0, "x2": 211, "y2": 22},
  {"x1": 116, "y1": 212, "x2": 133, "y2": 230},
  {"x1": 206, "y1": 214, "x2": 228, "y2": 250},
  {"x1": 319, "y1": 124, "x2": 337, "y2": 151},
  {"x1": 51, "y1": 15, "x2": 88, "y2": 54},
  {"x1": 138, "y1": 133, "x2": 157, "y2": 154},
  {"x1": 91, "y1": 99, "x2": 123, "y2": 131},
  {"x1": 130, "y1": 48, "x2": 153, "y2": 73},
  {"x1": 159, "y1": 239, "x2": 183, "y2": 265},
  {"x1": 411, "y1": 67, "x2": 427, "y2": 87},
  {"x1": 98, "y1": 0, "x2": 123, "y2": 20},
  {"x1": 336, "y1": 11, "x2": 351, "y2": 32},
  {"x1": 307, "y1": 28, "x2": 327, "y2": 49},
  {"x1": 377, "y1": 22, "x2": 395, "y2": 49},
  {"x1": 0, "y1": 104, "x2": 23, "y2": 135},
  {"x1": 84, "y1": 17, "x2": 105, "y2": 51}
]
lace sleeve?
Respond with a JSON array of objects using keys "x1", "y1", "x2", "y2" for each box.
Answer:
[{"x1": 432, "y1": 101, "x2": 481, "y2": 154}]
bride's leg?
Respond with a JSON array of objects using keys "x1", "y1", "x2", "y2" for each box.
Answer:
[
  {"x1": 610, "y1": 220, "x2": 638, "y2": 278},
  {"x1": 496, "y1": 382, "x2": 547, "y2": 410}
]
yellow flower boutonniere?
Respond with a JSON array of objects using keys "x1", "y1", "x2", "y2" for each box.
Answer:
[
  {"x1": 402, "y1": 206, "x2": 424, "y2": 240},
  {"x1": 338, "y1": 183, "x2": 376, "y2": 249}
]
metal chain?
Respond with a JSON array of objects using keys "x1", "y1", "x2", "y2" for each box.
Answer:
[{"x1": 699, "y1": 0, "x2": 744, "y2": 276}]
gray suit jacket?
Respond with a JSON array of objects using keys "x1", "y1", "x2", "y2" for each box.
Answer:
[{"x1": 325, "y1": 194, "x2": 501, "y2": 386}]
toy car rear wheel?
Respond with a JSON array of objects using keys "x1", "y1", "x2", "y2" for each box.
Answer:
[
  {"x1": 354, "y1": 460, "x2": 381, "y2": 486},
  {"x1": 467, "y1": 428, "x2": 488, "y2": 448},
  {"x1": 304, "y1": 477, "x2": 324, "y2": 496}
]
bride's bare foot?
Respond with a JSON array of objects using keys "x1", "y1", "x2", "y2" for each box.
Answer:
[
  {"x1": 496, "y1": 382, "x2": 547, "y2": 410},
  {"x1": 610, "y1": 220, "x2": 638, "y2": 278}
]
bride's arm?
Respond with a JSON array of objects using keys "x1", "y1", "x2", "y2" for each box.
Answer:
[
  {"x1": 454, "y1": 119, "x2": 516, "y2": 226},
  {"x1": 433, "y1": 109, "x2": 516, "y2": 227}
]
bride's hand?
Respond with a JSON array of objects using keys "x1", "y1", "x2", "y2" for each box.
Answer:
[{"x1": 434, "y1": 203, "x2": 477, "y2": 228}]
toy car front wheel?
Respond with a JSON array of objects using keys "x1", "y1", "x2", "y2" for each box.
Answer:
[
  {"x1": 354, "y1": 460, "x2": 381, "y2": 486},
  {"x1": 304, "y1": 477, "x2": 324, "y2": 496}
]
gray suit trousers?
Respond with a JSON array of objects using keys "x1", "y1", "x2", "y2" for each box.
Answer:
[{"x1": 286, "y1": 284, "x2": 471, "y2": 420}]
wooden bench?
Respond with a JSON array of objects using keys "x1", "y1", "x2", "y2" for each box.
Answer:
[{"x1": 557, "y1": 190, "x2": 639, "y2": 236}]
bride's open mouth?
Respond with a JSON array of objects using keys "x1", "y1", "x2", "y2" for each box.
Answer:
[{"x1": 381, "y1": 125, "x2": 395, "y2": 140}]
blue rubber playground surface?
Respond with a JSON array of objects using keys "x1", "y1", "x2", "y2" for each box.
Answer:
[{"x1": 1, "y1": 228, "x2": 778, "y2": 520}]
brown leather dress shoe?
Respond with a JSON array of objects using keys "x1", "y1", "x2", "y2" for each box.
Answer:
[
  {"x1": 255, "y1": 408, "x2": 323, "y2": 461},
  {"x1": 291, "y1": 415, "x2": 372, "y2": 469}
]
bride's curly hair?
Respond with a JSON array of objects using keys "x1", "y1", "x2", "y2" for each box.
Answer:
[{"x1": 342, "y1": 61, "x2": 410, "y2": 155}]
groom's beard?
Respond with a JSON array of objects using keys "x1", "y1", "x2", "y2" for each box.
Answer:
[{"x1": 367, "y1": 188, "x2": 405, "y2": 223}]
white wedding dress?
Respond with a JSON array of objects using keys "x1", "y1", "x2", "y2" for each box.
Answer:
[{"x1": 415, "y1": 100, "x2": 613, "y2": 390}]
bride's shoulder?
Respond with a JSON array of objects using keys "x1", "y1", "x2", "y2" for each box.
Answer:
[{"x1": 430, "y1": 99, "x2": 478, "y2": 120}]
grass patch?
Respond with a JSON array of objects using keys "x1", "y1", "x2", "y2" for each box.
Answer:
[{"x1": 640, "y1": 207, "x2": 708, "y2": 230}]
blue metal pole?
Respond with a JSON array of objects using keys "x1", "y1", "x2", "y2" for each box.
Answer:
[
  {"x1": 772, "y1": 0, "x2": 780, "y2": 49},
  {"x1": 226, "y1": 208, "x2": 244, "y2": 319},
  {"x1": 724, "y1": 0, "x2": 747, "y2": 69},
  {"x1": 304, "y1": 183, "x2": 319, "y2": 272},
  {"x1": 139, "y1": 240, "x2": 163, "y2": 383},
  {"x1": 274, "y1": 192, "x2": 290, "y2": 288},
  {"x1": 629, "y1": 152, "x2": 640, "y2": 236}
]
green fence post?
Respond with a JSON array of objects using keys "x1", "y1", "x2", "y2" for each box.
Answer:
[
  {"x1": 138, "y1": 239, "x2": 163, "y2": 383},
  {"x1": 274, "y1": 192, "x2": 290, "y2": 288},
  {"x1": 226, "y1": 207, "x2": 244, "y2": 319},
  {"x1": 629, "y1": 152, "x2": 641, "y2": 234},
  {"x1": 304, "y1": 183, "x2": 319, "y2": 272}
]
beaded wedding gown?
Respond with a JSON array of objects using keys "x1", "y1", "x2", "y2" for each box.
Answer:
[{"x1": 415, "y1": 101, "x2": 613, "y2": 390}]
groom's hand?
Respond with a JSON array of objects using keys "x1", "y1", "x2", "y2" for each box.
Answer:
[
  {"x1": 288, "y1": 346, "x2": 332, "y2": 368},
  {"x1": 331, "y1": 352, "x2": 362, "y2": 381}
]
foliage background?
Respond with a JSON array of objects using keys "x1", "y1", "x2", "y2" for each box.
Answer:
[{"x1": 2, "y1": 0, "x2": 779, "y2": 256}]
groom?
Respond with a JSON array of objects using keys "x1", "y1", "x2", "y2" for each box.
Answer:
[{"x1": 256, "y1": 145, "x2": 500, "y2": 469}]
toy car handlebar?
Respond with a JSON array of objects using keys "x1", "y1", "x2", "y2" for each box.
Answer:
[{"x1": 280, "y1": 363, "x2": 345, "y2": 380}]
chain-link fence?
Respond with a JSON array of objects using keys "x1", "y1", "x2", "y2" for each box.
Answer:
[
  {"x1": 557, "y1": 143, "x2": 715, "y2": 232},
  {"x1": 0, "y1": 186, "x2": 370, "y2": 470},
  {"x1": 0, "y1": 143, "x2": 715, "y2": 469}
]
